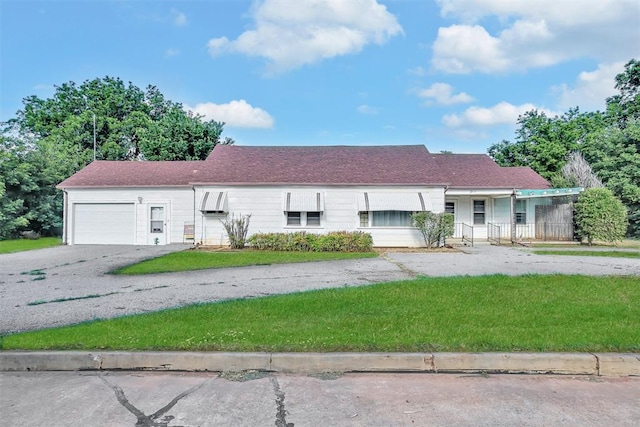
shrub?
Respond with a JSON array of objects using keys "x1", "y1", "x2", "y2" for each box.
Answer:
[
  {"x1": 574, "y1": 188, "x2": 628, "y2": 245},
  {"x1": 411, "y1": 212, "x2": 454, "y2": 248},
  {"x1": 220, "y1": 214, "x2": 251, "y2": 249},
  {"x1": 247, "y1": 231, "x2": 373, "y2": 252}
]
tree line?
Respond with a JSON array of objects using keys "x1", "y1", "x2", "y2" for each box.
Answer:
[
  {"x1": 2, "y1": 62, "x2": 638, "y2": 240},
  {"x1": 0, "y1": 77, "x2": 233, "y2": 239},
  {"x1": 488, "y1": 59, "x2": 640, "y2": 238}
]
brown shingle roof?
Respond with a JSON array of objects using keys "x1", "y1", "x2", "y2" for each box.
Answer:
[
  {"x1": 57, "y1": 145, "x2": 551, "y2": 189},
  {"x1": 57, "y1": 160, "x2": 204, "y2": 188},
  {"x1": 195, "y1": 145, "x2": 446, "y2": 185},
  {"x1": 430, "y1": 154, "x2": 551, "y2": 189}
]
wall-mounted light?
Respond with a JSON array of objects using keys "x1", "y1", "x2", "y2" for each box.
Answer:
[{"x1": 137, "y1": 196, "x2": 143, "y2": 204}]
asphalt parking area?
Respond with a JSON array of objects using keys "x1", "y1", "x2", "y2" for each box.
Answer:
[{"x1": 1, "y1": 244, "x2": 638, "y2": 334}]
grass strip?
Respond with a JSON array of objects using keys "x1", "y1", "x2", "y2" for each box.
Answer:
[
  {"x1": 0, "y1": 237, "x2": 61, "y2": 254},
  {"x1": 4, "y1": 274, "x2": 639, "y2": 352},
  {"x1": 534, "y1": 250, "x2": 639, "y2": 259},
  {"x1": 112, "y1": 250, "x2": 378, "y2": 275}
]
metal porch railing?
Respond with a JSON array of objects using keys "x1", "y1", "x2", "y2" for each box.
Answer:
[{"x1": 487, "y1": 222, "x2": 501, "y2": 245}]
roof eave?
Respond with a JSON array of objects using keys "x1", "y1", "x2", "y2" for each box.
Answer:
[{"x1": 190, "y1": 181, "x2": 450, "y2": 186}]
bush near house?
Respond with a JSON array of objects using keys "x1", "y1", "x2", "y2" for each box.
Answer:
[
  {"x1": 220, "y1": 213, "x2": 251, "y2": 249},
  {"x1": 248, "y1": 231, "x2": 373, "y2": 252},
  {"x1": 574, "y1": 187, "x2": 628, "y2": 245},
  {"x1": 411, "y1": 212, "x2": 454, "y2": 248}
]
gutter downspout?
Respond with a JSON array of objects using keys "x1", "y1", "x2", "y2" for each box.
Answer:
[
  {"x1": 192, "y1": 185, "x2": 197, "y2": 246},
  {"x1": 511, "y1": 189, "x2": 516, "y2": 244}
]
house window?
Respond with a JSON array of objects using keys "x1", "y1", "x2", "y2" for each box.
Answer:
[
  {"x1": 445, "y1": 202, "x2": 455, "y2": 215},
  {"x1": 287, "y1": 211, "x2": 301, "y2": 226},
  {"x1": 150, "y1": 206, "x2": 164, "y2": 233},
  {"x1": 359, "y1": 212, "x2": 369, "y2": 227},
  {"x1": 306, "y1": 212, "x2": 321, "y2": 226},
  {"x1": 516, "y1": 200, "x2": 527, "y2": 224},
  {"x1": 473, "y1": 200, "x2": 485, "y2": 225},
  {"x1": 286, "y1": 211, "x2": 321, "y2": 227},
  {"x1": 372, "y1": 211, "x2": 413, "y2": 227}
]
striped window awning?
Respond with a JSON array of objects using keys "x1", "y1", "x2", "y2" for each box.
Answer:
[
  {"x1": 200, "y1": 191, "x2": 228, "y2": 212},
  {"x1": 357, "y1": 192, "x2": 432, "y2": 212},
  {"x1": 283, "y1": 192, "x2": 324, "y2": 212}
]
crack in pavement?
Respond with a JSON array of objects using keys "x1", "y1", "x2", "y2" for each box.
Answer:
[
  {"x1": 379, "y1": 253, "x2": 419, "y2": 277},
  {"x1": 100, "y1": 376, "x2": 206, "y2": 427},
  {"x1": 270, "y1": 377, "x2": 294, "y2": 427}
]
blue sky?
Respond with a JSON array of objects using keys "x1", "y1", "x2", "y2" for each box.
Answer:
[{"x1": 1, "y1": 0, "x2": 638, "y2": 153}]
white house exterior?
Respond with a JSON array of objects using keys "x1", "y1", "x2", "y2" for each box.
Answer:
[
  {"x1": 195, "y1": 185, "x2": 444, "y2": 247},
  {"x1": 57, "y1": 145, "x2": 556, "y2": 247},
  {"x1": 429, "y1": 154, "x2": 581, "y2": 243}
]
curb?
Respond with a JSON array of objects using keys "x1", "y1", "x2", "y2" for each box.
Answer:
[{"x1": 1, "y1": 352, "x2": 639, "y2": 376}]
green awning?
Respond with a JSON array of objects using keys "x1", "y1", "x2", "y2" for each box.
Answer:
[{"x1": 515, "y1": 187, "x2": 584, "y2": 199}]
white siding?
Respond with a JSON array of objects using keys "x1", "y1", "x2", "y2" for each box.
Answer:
[
  {"x1": 493, "y1": 198, "x2": 511, "y2": 223},
  {"x1": 64, "y1": 187, "x2": 194, "y2": 245},
  {"x1": 446, "y1": 194, "x2": 558, "y2": 240},
  {"x1": 196, "y1": 185, "x2": 445, "y2": 247},
  {"x1": 66, "y1": 185, "x2": 447, "y2": 247}
]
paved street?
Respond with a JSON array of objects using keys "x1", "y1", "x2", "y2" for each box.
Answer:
[{"x1": 1, "y1": 371, "x2": 639, "y2": 426}]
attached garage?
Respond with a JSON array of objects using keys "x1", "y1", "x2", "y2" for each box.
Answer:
[{"x1": 72, "y1": 203, "x2": 135, "y2": 245}]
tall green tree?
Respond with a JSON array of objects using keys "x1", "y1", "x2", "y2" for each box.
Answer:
[
  {"x1": 1, "y1": 76, "x2": 234, "y2": 238},
  {"x1": 488, "y1": 108, "x2": 605, "y2": 185},
  {"x1": 11, "y1": 76, "x2": 232, "y2": 161},
  {"x1": 488, "y1": 58, "x2": 639, "y2": 237},
  {"x1": 606, "y1": 59, "x2": 640, "y2": 128},
  {"x1": 582, "y1": 120, "x2": 640, "y2": 237},
  {"x1": 0, "y1": 133, "x2": 33, "y2": 239}
]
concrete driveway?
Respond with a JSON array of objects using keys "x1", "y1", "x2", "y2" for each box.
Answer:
[{"x1": 1, "y1": 244, "x2": 638, "y2": 334}]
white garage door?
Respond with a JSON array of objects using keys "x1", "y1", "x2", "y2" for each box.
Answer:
[{"x1": 73, "y1": 203, "x2": 135, "y2": 244}]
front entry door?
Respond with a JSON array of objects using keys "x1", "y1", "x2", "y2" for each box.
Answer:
[{"x1": 149, "y1": 205, "x2": 168, "y2": 245}]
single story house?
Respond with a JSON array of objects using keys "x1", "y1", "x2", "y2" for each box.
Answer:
[{"x1": 57, "y1": 144, "x2": 579, "y2": 247}]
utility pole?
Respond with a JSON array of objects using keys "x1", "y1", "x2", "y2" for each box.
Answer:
[{"x1": 93, "y1": 113, "x2": 96, "y2": 161}]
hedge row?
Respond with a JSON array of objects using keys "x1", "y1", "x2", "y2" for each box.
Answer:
[{"x1": 247, "y1": 231, "x2": 373, "y2": 252}]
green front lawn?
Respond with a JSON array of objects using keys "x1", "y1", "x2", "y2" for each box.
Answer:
[
  {"x1": 4, "y1": 274, "x2": 639, "y2": 352},
  {"x1": 0, "y1": 237, "x2": 62, "y2": 254},
  {"x1": 112, "y1": 250, "x2": 378, "y2": 274},
  {"x1": 534, "y1": 250, "x2": 640, "y2": 259}
]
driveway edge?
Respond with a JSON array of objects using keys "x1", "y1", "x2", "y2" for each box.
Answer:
[{"x1": 1, "y1": 351, "x2": 639, "y2": 376}]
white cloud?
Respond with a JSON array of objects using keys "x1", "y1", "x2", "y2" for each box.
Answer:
[
  {"x1": 442, "y1": 102, "x2": 558, "y2": 127},
  {"x1": 207, "y1": 0, "x2": 403, "y2": 74},
  {"x1": 164, "y1": 48, "x2": 180, "y2": 58},
  {"x1": 432, "y1": 0, "x2": 639, "y2": 74},
  {"x1": 417, "y1": 83, "x2": 474, "y2": 105},
  {"x1": 185, "y1": 100, "x2": 274, "y2": 128},
  {"x1": 172, "y1": 9, "x2": 187, "y2": 27},
  {"x1": 357, "y1": 104, "x2": 378, "y2": 115},
  {"x1": 445, "y1": 128, "x2": 489, "y2": 141},
  {"x1": 556, "y1": 61, "x2": 625, "y2": 110},
  {"x1": 407, "y1": 66, "x2": 427, "y2": 76}
]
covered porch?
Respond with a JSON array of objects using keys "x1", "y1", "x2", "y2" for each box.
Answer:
[{"x1": 445, "y1": 187, "x2": 583, "y2": 246}]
